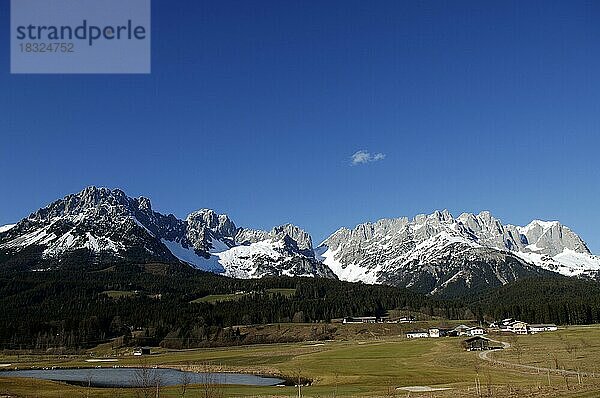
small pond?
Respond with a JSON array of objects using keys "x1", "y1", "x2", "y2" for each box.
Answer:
[{"x1": 0, "y1": 368, "x2": 285, "y2": 388}]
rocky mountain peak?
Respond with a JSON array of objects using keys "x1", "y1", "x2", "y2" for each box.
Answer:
[
  {"x1": 517, "y1": 220, "x2": 590, "y2": 256},
  {"x1": 235, "y1": 228, "x2": 270, "y2": 245},
  {"x1": 0, "y1": 187, "x2": 333, "y2": 280},
  {"x1": 186, "y1": 209, "x2": 237, "y2": 240},
  {"x1": 270, "y1": 224, "x2": 313, "y2": 251},
  {"x1": 137, "y1": 196, "x2": 153, "y2": 212},
  {"x1": 24, "y1": 186, "x2": 159, "y2": 224}
]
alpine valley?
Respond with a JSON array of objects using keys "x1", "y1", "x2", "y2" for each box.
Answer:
[{"x1": 1, "y1": 186, "x2": 599, "y2": 295}]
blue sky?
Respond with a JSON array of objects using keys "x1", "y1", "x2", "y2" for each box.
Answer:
[{"x1": 1, "y1": 0, "x2": 599, "y2": 251}]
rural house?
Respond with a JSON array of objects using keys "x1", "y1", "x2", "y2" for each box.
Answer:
[
  {"x1": 466, "y1": 327, "x2": 486, "y2": 336},
  {"x1": 463, "y1": 336, "x2": 491, "y2": 351},
  {"x1": 428, "y1": 328, "x2": 440, "y2": 338},
  {"x1": 507, "y1": 321, "x2": 529, "y2": 335},
  {"x1": 494, "y1": 319, "x2": 557, "y2": 335},
  {"x1": 406, "y1": 331, "x2": 429, "y2": 339},
  {"x1": 451, "y1": 325, "x2": 472, "y2": 336}
]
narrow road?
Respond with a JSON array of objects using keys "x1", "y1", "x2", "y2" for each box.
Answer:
[{"x1": 477, "y1": 338, "x2": 594, "y2": 378}]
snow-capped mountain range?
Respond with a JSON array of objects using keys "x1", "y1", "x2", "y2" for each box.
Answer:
[
  {"x1": 1, "y1": 187, "x2": 599, "y2": 294},
  {"x1": 316, "y1": 210, "x2": 600, "y2": 295},
  {"x1": 0, "y1": 187, "x2": 333, "y2": 279}
]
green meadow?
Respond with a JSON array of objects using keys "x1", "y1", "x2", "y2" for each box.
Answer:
[{"x1": 2, "y1": 325, "x2": 600, "y2": 397}]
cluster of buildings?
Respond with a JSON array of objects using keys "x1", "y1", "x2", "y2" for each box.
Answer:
[
  {"x1": 404, "y1": 325, "x2": 500, "y2": 351},
  {"x1": 341, "y1": 315, "x2": 558, "y2": 338},
  {"x1": 489, "y1": 318, "x2": 558, "y2": 335},
  {"x1": 341, "y1": 315, "x2": 416, "y2": 324},
  {"x1": 405, "y1": 319, "x2": 558, "y2": 339},
  {"x1": 406, "y1": 324, "x2": 485, "y2": 339}
]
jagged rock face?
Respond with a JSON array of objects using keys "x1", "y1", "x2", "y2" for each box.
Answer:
[
  {"x1": 318, "y1": 210, "x2": 600, "y2": 295},
  {"x1": 214, "y1": 224, "x2": 331, "y2": 278},
  {"x1": 516, "y1": 221, "x2": 590, "y2": 256},
  {"x1": 0, "y1": 187, "x2": 335, "y2": 279},
  {"x1": 236, "y1": 224, "x2": 312, "y2": 251},
  {"x1": 0, "y1": 187, "x2": 178, "y2": 265},
  {"x1": 456, "y1": 211, "x2": 523, "y2": 251},
  {"x1": 271, "y1": 224, "x2": 313, "y2": 252},
  {"x1": 383, "y1": 245, "x2": 542, "y2": 296},
  {"x1": 235, "y1": 228, "x2": 270, "y2": 244},
  {"x1": 215, "y1": 236, "x2": 336, "y2": 279},
  {"x1": 185, "y1": 209, "x2": 238, "y2": 252},
  {"x1": 236, "y1": 224, "x2": 314, "y2": 256},
  {"x1": 216, "y1": 223, "x2": 330, "y2": 278}
]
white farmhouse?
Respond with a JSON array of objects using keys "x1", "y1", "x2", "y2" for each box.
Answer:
[
  {"x1": 452, "y1": 325, "x2": 471, "y2": 336},
  {"x1": 508, "y1": 321, "x2": 529, "y2": 335},
  {"x1": 466, "y1": 327, "x2": 486, "y2": 336},
  {"x1": 406, "y1": 331, "x2": 429, "y2": 339}
]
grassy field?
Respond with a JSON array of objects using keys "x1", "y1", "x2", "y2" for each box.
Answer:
[
  {"x1": 101, "y1": 290, "x2": 137, "y2": 298},
  {"x1": 492, "y1": 326, "x2": 600, "y2": 374},
  {"x1": 2, "y1": 324, "x2": 600, "y2": 397},
  {"x1": 191, "y1": 289, "x2": 297, "y2": 304},
  {"x1": 266, "y1": 288, "x2": 296, "y2": 297},
  {"x1": 191, "y1": 293, "x2": 249, "y2": 303}
]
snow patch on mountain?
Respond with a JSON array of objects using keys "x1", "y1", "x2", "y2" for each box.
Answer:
[
  {"x1": 516, "y1": 248, "x2": 600, "y2": 277},
  {"x1": 209, "y1": 238, "x2": 231, "y2": 253},
  {"x1": 215, "y1": 240, "x2": 285, "y2": 278},
  {"x1": 518, "y1": 220, "x2": 560, "y2": 234},
  {"x1": 316, "y1": 246, "x2": 380, "y2": 284},
  {"x1": 554, "y1": 250, "x2": 600, "y2": 274},
  {"x1": 42, "y1": 231, "x2": 124, "y2": 257},
  {"x1": 1, "y1": 227, "x2": 54, "y2": 249},
  {"x1": 165, "y1": 235, "x2": 312, "y2": 279},
  {"x1": 161, "y1": 239, "x2": 225, "y2": 273},
  {"x1": 0, "y1": 224, "x2": 15, "y2": 234}
]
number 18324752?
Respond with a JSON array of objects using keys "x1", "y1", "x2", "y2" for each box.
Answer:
[{"x1": 19, "y1": 42, "x2": 74, "y2": 53}]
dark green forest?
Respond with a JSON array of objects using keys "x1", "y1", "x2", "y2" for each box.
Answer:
[
  {"x1": 1, "y1": 262, "x2": 600, "y2": 351},
  {"x1": 471, "y1": 277, "x2": 600, "y2": 325}
]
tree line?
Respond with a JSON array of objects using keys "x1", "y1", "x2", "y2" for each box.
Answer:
[{"x1": 1, "y1": 262, "x2": 600, "y2": 351}]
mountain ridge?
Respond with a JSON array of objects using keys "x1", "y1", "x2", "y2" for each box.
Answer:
[
  {"x1": 1, "y1": 186, "x2": 599, "y2": 295},
  {"x1": 317, "y1": 209, "x2": 600, "y2": 293},
  {"x1": 0, "y1": 186, "x2": 333, "y2": 279}
]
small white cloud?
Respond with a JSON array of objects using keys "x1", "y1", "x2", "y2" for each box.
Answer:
[{"x1": 351, "y1": 150, "x2": 386, "y2": 165}]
